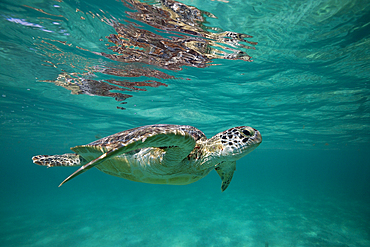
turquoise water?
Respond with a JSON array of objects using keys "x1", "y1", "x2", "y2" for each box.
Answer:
[{"x1": 1, "y1": 0, "x2": 370, "y2": 246}]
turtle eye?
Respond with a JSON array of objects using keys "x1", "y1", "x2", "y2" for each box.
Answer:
[{"x1": 242, "y1": 129, "x2": 251, "y2": 136}]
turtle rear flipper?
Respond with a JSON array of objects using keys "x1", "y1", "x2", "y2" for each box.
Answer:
[{"x1": 32, "y1": 154, "x2": 86, "y2": 167}]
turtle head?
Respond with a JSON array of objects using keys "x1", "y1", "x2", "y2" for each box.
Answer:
[{"x1": 213, "y1": 126, "x2": 262, "y2": 161}]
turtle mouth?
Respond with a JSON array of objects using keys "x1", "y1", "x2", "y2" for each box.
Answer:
[
  {"x1": 245, "y1": 129, "x2": 262, "y2": 147},
  {"x1": 250, "y1": 129, "x2": 262, "y2": 145}
]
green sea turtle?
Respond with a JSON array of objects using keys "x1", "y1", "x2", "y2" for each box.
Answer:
[{"x1": 32, "y1": 124, "x2": 262, "y2": 191}]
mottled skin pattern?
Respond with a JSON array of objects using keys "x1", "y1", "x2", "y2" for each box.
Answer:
[{"x1": 32, "y1": 124, "x2": 262, "y2": 191}]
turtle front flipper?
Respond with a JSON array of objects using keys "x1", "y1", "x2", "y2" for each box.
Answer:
[
  {"x1": 59, "y1": 129, "x2": 198, "y2": 187},
  {"x1": 215, "y1": 161, "x2": 236, "y2": 192},
  {"x1": 32, "y1": 154, "x2": 86, "y2": 167}
]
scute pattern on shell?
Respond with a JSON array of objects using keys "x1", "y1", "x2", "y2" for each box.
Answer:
[{"x1": 87, "y1": 124, "x2": 207, "y2": 150}]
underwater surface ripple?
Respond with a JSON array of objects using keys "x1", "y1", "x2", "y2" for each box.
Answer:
[
  {"x1": 0, "y1": 0, "x2": 370, "y2": 246},
  {"x1": 0, "y1": 0, "x2": 369, "y2": 149}
]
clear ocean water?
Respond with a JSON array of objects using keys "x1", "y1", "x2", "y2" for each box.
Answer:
[{"x1": 1, "y1": 0, "x2": 370, "y2": 246}]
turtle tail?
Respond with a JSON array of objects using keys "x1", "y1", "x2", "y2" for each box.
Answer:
[{"x1": 32, "y1": 153, "x2": 86, "y2": 167}]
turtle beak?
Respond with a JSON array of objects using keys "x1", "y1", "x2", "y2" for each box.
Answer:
[{"x1": 252, "y1": 128, "x2": 262, "y2": 145}]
